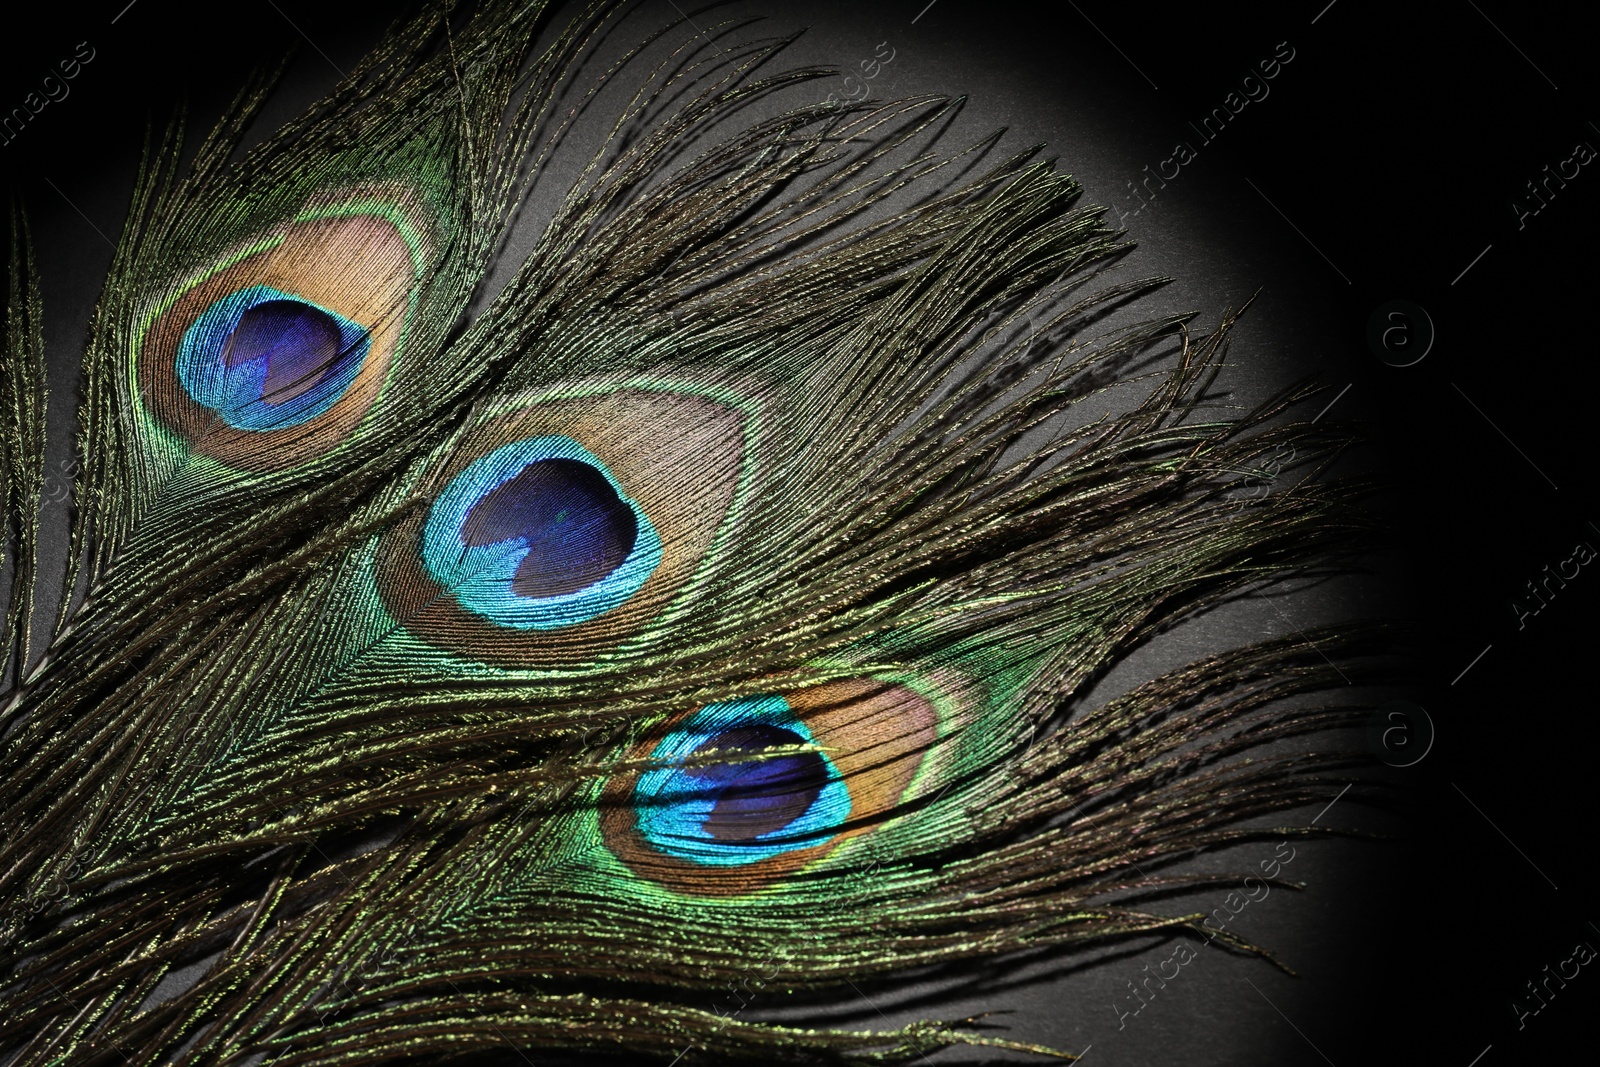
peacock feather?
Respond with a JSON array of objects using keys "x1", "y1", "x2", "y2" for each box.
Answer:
[{"x1": 0, "y1": 2, "x2": 1388, "y2": 1063}]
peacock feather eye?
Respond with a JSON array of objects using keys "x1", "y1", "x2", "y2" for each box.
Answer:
[
  {"x1": 419, "y1": 435, "x2": 663, "y2": 630},
  {"x1": 602, "y1": 679, "x2": 941, "y2": 895},
  {"x1": 175, "y1": 286, "x2": 371, "y2": 431},
  {"x1": 632, "y1": 696, "x2": 851, "y2": 866},
  {"x1": 376, "y1": 380, "x2": 752, "y2": 666},
  {"x1": 136, "y1": 187, "x2": 432, "y2": 470}
]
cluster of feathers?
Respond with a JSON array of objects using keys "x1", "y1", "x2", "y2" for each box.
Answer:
[{"x1": 0, "y1": 2, "x2": 1389, "y2": 1063}]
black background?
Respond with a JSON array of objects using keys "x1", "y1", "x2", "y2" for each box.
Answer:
[{"x1": 2, "y1": 1, "x2": 1595, "y2": 1064}]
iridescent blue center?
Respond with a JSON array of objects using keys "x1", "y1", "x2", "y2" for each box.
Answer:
[
  {"x1": 635, "y1": 696, "x2": 850, "y2": 866},
  {"x1": 422, "y1": 435, "x2": 662, "y2": 630},
  {"x1": 176, "y1": 285, "x2": 370, "y2": 430}
]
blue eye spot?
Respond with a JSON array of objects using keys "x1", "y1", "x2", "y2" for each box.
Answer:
[
  {"x1": 176, "y1": 286, "x2": 371, "y2": 431},
  {"x1": 421, "y1": 435, "x2": 663, "y2": 630},
  {"x1": 634, "y1": 696, "x2": 851, "y2": 867}
]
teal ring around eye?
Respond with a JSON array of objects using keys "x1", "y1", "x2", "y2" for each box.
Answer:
[
  {"x1": 175, "y1": 285, "x2": 370, "y2": 431},
  {"x1": 420, "y1": 435, "x2": 663, "y2": 630},
  {"x1": 633, "y1": 695, "x2": 851, "y2": 867}
]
